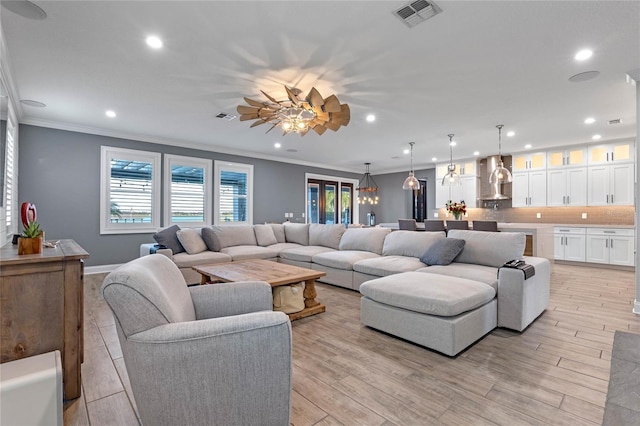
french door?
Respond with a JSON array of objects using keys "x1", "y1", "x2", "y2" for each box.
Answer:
[{"x1": 307, "y1": 179, "x2": 353, "y2": 225}]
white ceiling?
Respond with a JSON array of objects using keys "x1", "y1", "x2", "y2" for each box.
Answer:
[{"x1": 1, "y1": 0, "x2": 638, "y2": 173}]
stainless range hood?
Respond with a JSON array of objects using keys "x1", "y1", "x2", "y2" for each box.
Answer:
[{"x1": 480, "y1": 155, "x2": 512, "y2": 200}]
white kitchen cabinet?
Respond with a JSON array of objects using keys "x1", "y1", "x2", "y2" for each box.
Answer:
[
  {"x1": 554, "y1": 227, "x2": 586, "y2": 262},
  {"x1": 586, "y1": 228, "x2": 635, "y2": 266},
  {"x1": 588, "y1": 141, "x2": 634, "y2": 165},
  {"x1": 512, "y1": 171, "x2": 546, "y2": 207},
  {"x1": 587, "y1": 163, "x2": 635, "y2": 206},
  {"x1": 512, "y1": 152, "x2": 546, "y2": 172},
  {"x1": 547, "y1": 167, "x2": 587, "y2": 206},
  {"x1": 547, "y1": 147, "x2": 587, "y2": 168}
]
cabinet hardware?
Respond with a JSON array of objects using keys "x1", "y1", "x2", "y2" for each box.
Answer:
[
  {"x1": 611, "y1": 239, "x2": 614, "y2": 248},
  {"x1": 567, "y1": 195, "x2": 570, "y2": 204},
  {"x1": 606, "y1": 194, "x2": 609, "y2": 203},
  {"x1": 564, "y1": 236, "x2": 568, "y2": 245},
  {"x1": 606, "y1": 152, "x2": 609, "y2": 162},
  {"x1": 560, "y1": 229, "x2": 569, "y2": 232},
  {"x1": 604, "y1": 230, "x2": 615, "y2": 234},
  {"x1": 611, "y1": 152, "x2": 614, "y2": 161},
  {"x1": 605, "y1": 239, "x2": 608, "y2": 248},
  {"x1": 611, "y1": 194, "x2": 613, "y2": 204},
  {"x1": 562, "y1": 195, "x2": 566, "y2": 204}
]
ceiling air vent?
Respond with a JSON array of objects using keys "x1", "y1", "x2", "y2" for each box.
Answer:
[
  {"x1": 608, "y1": 118, "x2": 622, "y2": 125},
  {"x1": 216, "y1": 112, "x2": 237, "y2": 121},
  {"x1": 394, "y1": 0, "x2": 442, "y2": 28}
]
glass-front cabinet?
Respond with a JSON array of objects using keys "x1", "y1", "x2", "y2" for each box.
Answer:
[
  {"x1": 512, "y1": 152, "x2": 546, "y2": 172},
  {"x1": 547, "y1": 147, "x2": 587, "y2": 168},
  {"x1": 588, "y1": 142, "x2": 634, "y2": 164}
]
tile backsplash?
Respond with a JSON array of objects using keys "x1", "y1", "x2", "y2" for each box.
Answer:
[{"x1": 438, "y1": 206, "x2": 635, "y2": 225}]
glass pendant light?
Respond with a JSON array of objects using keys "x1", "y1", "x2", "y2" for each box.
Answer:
[
  {"x1": 489, "y1": 124, "x2": 513, "y2": 184},
  {"x1": 441, "y1": 134, "x2": 461, "y2": 186},
  {"x1": 402, "y1": 142, "x2": 420, "y2": 190}
]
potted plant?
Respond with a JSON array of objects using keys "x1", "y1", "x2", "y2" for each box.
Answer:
[
  {"x1": 17, "y1": 202, "x2": 44, "y2": 255},
  {"x1": 446, "y1": 200, "x2": 467, "y2": 220}
]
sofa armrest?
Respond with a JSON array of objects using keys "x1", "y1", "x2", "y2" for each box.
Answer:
[
  {"x1": 497, "y1": 256, "x2": 550, "y2": 331},
  {"x1": 189, "y1": 281, "x2": 273, "y2": 319}
]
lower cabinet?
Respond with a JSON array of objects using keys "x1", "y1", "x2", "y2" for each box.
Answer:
[
  {"x1": 586, "y1": 228, "x2": 635, "y2": 266},
  {"x1": 554, "y1": 227, "x2": 586, "y2": 261}
]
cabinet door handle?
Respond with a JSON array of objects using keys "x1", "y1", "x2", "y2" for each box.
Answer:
[
  {"x1": 606, "y1": 152, "x2": 609, "y2": 162},
  {"x1": 567, "y1": 195, "x2": 570, "y2": 204},
  {"x1": 606, "y1": 239, "x2": 608, "y2": 248},
  {"x1": 610, "y1": 238, "x2": 614, "y2": 248},
  {"x1": 564, "y1": 236, "x2": 568, "y2": 245},
  {"x1": 562, "y1": 195, "x2": 565, "y2": 205},
  {"x1": 606, "y1": 194, "x2": 609, "y2": 203},
  {"x1": 611, "y1": 152, "x2": 614, "y2": 161},
  {"x1": 611, "y1": 194, "x2": 614, "y2": 204}
]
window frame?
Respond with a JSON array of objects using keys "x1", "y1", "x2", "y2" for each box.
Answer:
[
  {"x1": 100, "y1": 146, "x2": 161, "y2": 234},
  {"x1": 163, "y1": 154, "x2": 212, "y2": 228},
  {"x1": 305, "y1": 173, "x2": 359, "y2": 225},
  {"x1": 214, "y1": 160, "x2": 253, "y2": 225}
]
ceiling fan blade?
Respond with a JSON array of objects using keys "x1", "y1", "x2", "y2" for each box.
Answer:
[
  {"x1": 312, "y1": 125, "x2": 328, "y2": 136},
  {"x1": 300, "y1": 128, "x2": 311, "y2": 137},
  {"x1": 237, "y1": 105, "x2": 260, "y2": 115},
  {"x1": 250, "y1": 119, "x2": 268, "y2": 128},
  {"x1": 258, "y1": 109, "x2": 275, "y2": 118},
  {"x1": 306, "y1": 87, "x2": 325, "y2": 108},
  {"x1": 239, "y1": 113, "x2": 258, "y2": 121},
  {"x1": 330, "y1": 104, "x2": 351, "y2": 126},
  {"x1": 315, "y1": 111, "x2": 329, "y2": 122},
  {"x1": 260, "y1": 90, "x2": 280, "y2": 104},
  {"x1": 243, "y1": 97, "x2": 266, "y2": 108},
  {"x1": 323, "y1": 95, "x2": 341, "y2": 113},
  {"x1": 324, "y1": 121, "x2": 341, "y2": 131},
  {"x1": 284, "y1": 86, "x2": 300, "y2": 105},
  {"x1": 265, "y1": 123, "x2": 279, "y2": 134}
]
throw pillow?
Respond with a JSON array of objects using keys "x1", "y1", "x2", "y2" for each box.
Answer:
[
  {"x1": 153, "y1": 225, "x2": 185, "y2": 254},
  {"x1": 254, "y1": 224, "x2": 278, "y2": 246},
  {"x1": 176, "y1": 228, "x2": 208, "y2": 254},
  {"x1": 420, "y1": 238, "x2": 465, "y2": 266}
]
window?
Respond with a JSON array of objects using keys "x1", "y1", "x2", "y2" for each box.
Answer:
[
  {"x1": 100, "y1": 146, "x2": 161, "y2": 234},
  {"x1": 214, "y1": 161, "x2": 253, "y2": 224},
  {"x1": 164, "y1": 155, "x2": 211, "y2": 227},
  {"x1": 4, "y1": 116, "x2": 16, "y2": 236}
]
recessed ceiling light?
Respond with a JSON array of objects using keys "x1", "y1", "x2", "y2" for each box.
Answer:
[
  {"x1": 286, "y1": 149, "x2": 298, "y2": 153},
  {"x1": 524, "y1": 144, "x2": 532, "y2": 149},
  {"x1": 569, "y1": 71, "x2": 600, "y2": 83},
  {"x1": 20, "y1": 99, "x2": 46, "y2": 107},
  {"x1": 274, "y1": 142, "x2": 281, "y2": 148},
  {"x1": 403, "y1": 148, "x2": 410, "y2": 155},
  {"x1": 105, "y1": 110, "x2": 116, "y2": 118},
  {"x1": 506, "y1": 131, "x2": 515, "y2": 137},
  {"x1": 146, "y1": 35, "x2": 163, "y2": 49},
  {"x1": 584, "y1": 117, "x2": 595, "y2": 124},
  {"x1": 431, "y1": 157, "x2": 437, "y2": 162},
  {"x1": 366, "y1": 114, "x2": 376, "y2": 123},
  {"x1": 473, "y1": 151, "x2": 479, "y2": 156},
  {"x1": 574, "y1": 49, "x2": 593, "y2": 61},
  {"x1": 592, "y1": 134, "x2": 602, "y2": 140}
]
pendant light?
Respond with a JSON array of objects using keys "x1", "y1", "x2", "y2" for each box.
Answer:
[
  {"x1": 402, "y1": 142, "x2": 420, "y2": 190},
  {"x1": 357, "y1": 163, "x2": 379, "y2": 205},
  {"x1": 489, "y1": 124, "x2": 513, "y2": 184},
  {"x1": 441, "y1": 134, "x2": 460, "y2": 186}
]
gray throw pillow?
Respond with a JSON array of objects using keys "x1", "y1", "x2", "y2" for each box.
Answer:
[
  {"x1": 153, "y1": 225, "x2": 185, "y2": 254},
  {"x1": 420, "y1": 238, "x2": 465, "y2": 266}
]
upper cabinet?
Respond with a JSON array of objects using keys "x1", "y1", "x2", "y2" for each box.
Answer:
[
  {"x1": 588, "y1": 142, "x2": 634, "y2": 164},
  {"x1": 547, "y1": 147, "x2": 587, "y2": 168},
  {"x1": 436, "y1": 160, "x2": 476, "y2": 178},
  {"x1": 512, "y1": 152, "x2": 546, "y2": 172}
]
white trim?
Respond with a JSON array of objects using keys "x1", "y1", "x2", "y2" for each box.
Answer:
[
  {"x1": 85, "y1": 264, "x2": 122, "y2": 274},
  {"x1": 214, "y1": 160, "x2": 253, "y2": 225},
  {"x1": 634, "y1": 299, "x2": 640, "y2": 315},
  {"x1": 304, "y1": 173, "x2": 360, "y2": 225},
  {"x1": 163, "y1": 154, "x2": 212, "y2": 227},
  {"x1": 100, "y1": 146, "x2": 161, "y2": 234}
]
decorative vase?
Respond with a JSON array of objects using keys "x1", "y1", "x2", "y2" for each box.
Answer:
[
  {"x1": 453, "y1": 212, "x2": 462, "y2": 220},
  {"x1": 17, "y1": 236, "x2": 43, "y2": 255}
]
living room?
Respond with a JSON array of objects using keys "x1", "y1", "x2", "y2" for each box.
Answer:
[{"x1": 1, "y1": 1, "x2": 639, "y2": 425}]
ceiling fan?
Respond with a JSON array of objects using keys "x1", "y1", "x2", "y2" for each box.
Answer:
[{"x1": 236, "y1": 85, "x2": 350, "y2": 136}]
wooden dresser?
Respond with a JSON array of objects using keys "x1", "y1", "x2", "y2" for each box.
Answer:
[{"x1": 0, "y1": 239, "x2": 89, "y2": 400}]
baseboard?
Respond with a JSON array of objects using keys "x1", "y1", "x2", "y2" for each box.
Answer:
[{"x1": 85, "y1": 264, "x2": 122, "y2": 274}]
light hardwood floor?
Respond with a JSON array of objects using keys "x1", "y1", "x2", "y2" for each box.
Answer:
[{"x1": 65, "y1": 263, "x2": 640, "y2": 425}]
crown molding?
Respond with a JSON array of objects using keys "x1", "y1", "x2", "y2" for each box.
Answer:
[{"x1": 19, "y1": 118, "x2": 362, "y2": 174}]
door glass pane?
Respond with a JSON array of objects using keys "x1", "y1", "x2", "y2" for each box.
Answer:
[
  {"x1": 341, "y1": 185, "x2": 352, "y2": 225},
  {"x1": 307, "y1": 183, "x2": 319, "y2": 224},
  {"x1": 514, "y1": 156, "x2": 527, "y2": 170},
  {"x1": 568, "y1": 149, "x2": 583, "y2": 165},
  {"x1": 590, "y1": 147, "x2": 606, "y2": 163},
  {"x1": 549, "y1": 152, "x2": 563, "y2": 167},
  {"x1": 531, "y1": 154, "x2": 545, "y2": 169},
  {"x1": 613, "y1": 144, "x2": 630, "y2": 161},
  {"x1": 324, "y1": 184, "x2": 337, "y2": 224}
]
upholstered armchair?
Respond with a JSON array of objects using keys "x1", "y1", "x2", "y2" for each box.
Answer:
[{"x1": 101, "y1": 254, "x2": 292, "y2": 426}]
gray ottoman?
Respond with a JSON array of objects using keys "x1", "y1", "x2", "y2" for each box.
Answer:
[{"x1": 360, "y1": 272, "x2": 497, "y2": 356}]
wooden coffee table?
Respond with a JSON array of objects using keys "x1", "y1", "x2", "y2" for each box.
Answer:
[{"x1": 193, "y1": 259, "x2": 326, "y2": 320}]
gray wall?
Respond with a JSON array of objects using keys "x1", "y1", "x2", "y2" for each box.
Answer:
[
  {"x1": 358, "y1": 168, "x2": 436, "y2": 224},
  {"x1": 18, "y1": 124, "x2": 359, "y2": 266}
]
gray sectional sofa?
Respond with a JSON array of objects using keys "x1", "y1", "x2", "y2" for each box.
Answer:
[{"x1": 140, "y1": 222, "x2": 550, "y2": 355}]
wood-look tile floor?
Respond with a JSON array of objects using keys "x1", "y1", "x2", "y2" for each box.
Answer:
[{"x1": 66, "y1": 264, "x2": 640, "y2": 425}]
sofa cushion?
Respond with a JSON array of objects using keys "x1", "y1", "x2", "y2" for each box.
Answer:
[
  {"x1": 270, "y1": 224, "x2": 286, "y2": 243},
  {"x1": 266, "y1": 242, "x2": 304, "y2": 255},
  {"x1": 382, "y1": 230, "x2": 445, "y2": 258},
  {"x1": 153, "y1": 225, "x2": 185, "y2": 254},
  {"x1": 254, "y1": 224, "x2": 278, "y2": 246},
  {"x1": 309, "y1": 224, "x2": 345, "y2": 249},
  {"x1": 202, "y1": 225, "x2": 257, "y2": 251},
  {"x1": 284, "y1": 223, "x2": 310, "y2": 245},
  {"x1": 176, "y1": 228, "x2": 208, "y2": 254},
  {"x1": 417, "y1": 264, "x2": 499, "y2": 291},
  {"x1": 220, "y1": 245, "x2": 279, "y2": 261},
  {"x1": 279, "y1": 246, "x2": 335, "y2": 262},
  {"x1": 339, "y1": 228, "x2": 391, "y2": 255},
  {"x1": 172, "y1": 251, "x2": 232, "y2": 269},
  {"x1": 312, "y1": 250, "x2": 380, "y2": 271},
  {"x1": 447, "y1": 230, "x2": 525, "y2": 268},
  {"x1": 353, "y1": 256, "x2": 426, "y2": 277},
  {"x1": 359, "y1": 271, "x2": 495, "y2": 317},
  {"x1": 419, "y1": 238, "x2": 465, "y2": 266}
]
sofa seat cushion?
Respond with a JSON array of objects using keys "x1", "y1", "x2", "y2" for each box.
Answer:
[
  {"x1": 172, "y1": 251, "x2": 232, "y2": 269},
  {"x1": 359, "y1": 272, "x2": 496, "y2": 317},
  {"x1": 279, "y1": 246, "x2": 335, "y2": 262},
  {"x1": 417, "y1": 263, "x2": 499, "y2": 291},
  {"x1": 267, "y1": 243, "x2": 304, "y2": 255},
  {"x1": 220, "y1": 245, "x2": 279, "y2": 261},
  {"x1": 312, "y1": 250, "x2": 380, "y2": 271},
  {"x1": 353, "y1": 256, "x2": 426, "y2": 277}
]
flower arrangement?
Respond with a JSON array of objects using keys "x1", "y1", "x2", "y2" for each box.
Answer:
[{"x1": 446, "y1": 200, "x2": 466, "y2": 220}]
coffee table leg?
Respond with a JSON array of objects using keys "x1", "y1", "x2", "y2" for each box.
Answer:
[
  {"x1": 303, "y1": 279, "x2": 320, "y2": 308},
  {"x1": 200, "y1": 274, "x2": 208, "y2": 285}
]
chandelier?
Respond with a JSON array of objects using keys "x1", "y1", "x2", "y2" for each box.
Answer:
[
  {"x1": 402, "y1": 142, "x2": 420, "y2": 190},
  {"x1": 489, "y1": 124, "x2": 513, "y2": 184},
  {"x1": 442, "y1": 134, "x2": 461, "y2": 186},
  {"x1": 237, "y1": 86, "x2": 350, "y2": 136},
  {"x1": 357, "y1": 163, "x2": 379, "y2": 205}
]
